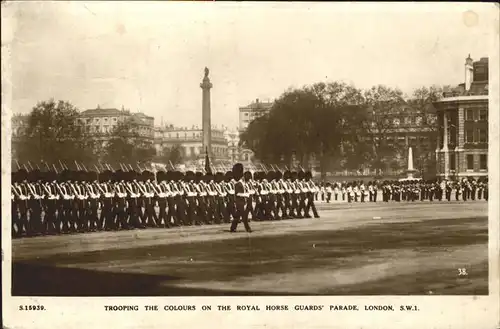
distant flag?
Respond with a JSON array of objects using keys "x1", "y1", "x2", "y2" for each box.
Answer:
[{"x1": 204, "y1": 147, "x2": 212, "y2": 175}]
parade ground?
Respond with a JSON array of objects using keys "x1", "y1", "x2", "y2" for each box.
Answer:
[{"x1": 12, "y1": 201, "x2": 488, "y2": 296}]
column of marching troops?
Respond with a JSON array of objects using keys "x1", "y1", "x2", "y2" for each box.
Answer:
[
  {"x1": 317, "y1": 178, "x2": 489, "y2": 203},
  {"x1": 10, "y1": 166, "x2": 321, "y2": 238}
]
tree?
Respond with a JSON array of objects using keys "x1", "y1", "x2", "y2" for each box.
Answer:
[
  {"x1": 13, "y1": 99, "x2": 95, "y2": 168},
  {"x1": 156, "y1": 144, "x2": 183, "y2": 167},
  {"x1": 103, "y1": 118, "x2": 155, "y2": 167},
  {"x1": 362, "y1": 85, "x2": 406, "y2": 171},
  {"x1": 240, "y1": 82, "x2": 367, "y2": 179},
  {"x1": 405, "y1": 85, "x2": 443, "y2": 178}
]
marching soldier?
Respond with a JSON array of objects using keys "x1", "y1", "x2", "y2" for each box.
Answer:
[
  {"x1": 43, "y1": 171, "x2": 60, "y2": 234},
  {"x1": 86, "y1": 171, "x2": 100, "y2": 231},
  {"x1": 274, "y1": 171, "x2": 288, "y2": 219},
  {"x1": 230, "y1": 163, "x2": 252, "y2": 233},
  {"x1": 304, "y1": 171, "x2": 320, "y2": 218}
]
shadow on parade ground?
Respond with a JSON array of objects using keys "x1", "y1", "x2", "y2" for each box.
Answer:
[{"x1": 12, "y1": 216, "x2": 488, "y2": 296}]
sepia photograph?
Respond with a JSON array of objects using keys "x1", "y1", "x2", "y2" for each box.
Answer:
[{"x1": 2, "y1": 2, "x2": 499, "y2": 328}]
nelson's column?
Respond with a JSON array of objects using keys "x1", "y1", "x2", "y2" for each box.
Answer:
[{"x1": 200, "y1": 67, "x2": 213, "y2": 158}]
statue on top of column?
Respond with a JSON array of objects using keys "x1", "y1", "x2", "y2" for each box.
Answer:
[{"x1": 204, "y1": 67, "x2": 209, "y2": 79}]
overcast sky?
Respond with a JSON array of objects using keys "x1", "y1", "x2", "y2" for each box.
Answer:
[{"x1": 4, "y1": 2, "x2": 497, "y2": 129}]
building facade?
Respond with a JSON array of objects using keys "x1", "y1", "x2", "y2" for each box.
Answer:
[
  {"x1": 238, "y1": 98, "x2": 273, "y2": 132},
  {"x1": 154, "y1": 125, "x2": 229, "y2": 161},
  {"x1": 434, "y1": 56, "x2": 488, "y2": 179},
  {"x1": 363, "y1": 103, "x2": 438, "y2": 176},
  {"x1": 238, "y1": 99, "x2": 274, "y2": 164},
  {"x1": 78, "y1": 107, "x2": 155, "y2": 143}
]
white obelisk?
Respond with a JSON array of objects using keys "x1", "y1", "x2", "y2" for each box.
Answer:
[{"x1": 406, "y1": 146, "x2": 417, "y2": 179}]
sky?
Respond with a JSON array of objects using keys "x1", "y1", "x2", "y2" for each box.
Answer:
[{"x1": 3, "y1": 2, "x2": 498, "y2": 129}]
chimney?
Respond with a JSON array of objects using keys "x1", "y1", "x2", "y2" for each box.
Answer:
[
  {"x1": 256, "y1": 98, "x2": 259, "y2": 103},
  {"x1": 465, "y1": 54, "x2": 474, "y2": 91}
]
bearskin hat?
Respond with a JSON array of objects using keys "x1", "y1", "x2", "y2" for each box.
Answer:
[
  {"x1": 232, "y1": 163, "x2": 244, "y2": 180},
  {"x1": 224, "y1": 171, "x2": 233, "y2": 182},
  {"x1": 266, "y1": 171, "x2": 275, "y2": 181},
  {"x1": 244, "y1": 171, "x2": 252, "y2": 181}
]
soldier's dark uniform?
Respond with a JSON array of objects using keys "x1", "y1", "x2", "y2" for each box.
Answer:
[
  {"x1": 274, "y1": 171, "x2": 288, "y2": 219},
  {"x1": 230, "y1": 163, "x2": 251, "y2": 233},
  {"x1": 304, "y1": 171, "x2": 320, "y2": 218}
]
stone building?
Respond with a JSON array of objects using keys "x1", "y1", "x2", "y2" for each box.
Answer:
[
  {"x1": 238, "y1": 98, "x2": 273, "y2": 132},
  {"x1": 78, "y1": 107, "x2": 155, "y2": 144},
  {"x1": 154, "y1": 125, "x2": 229, "y2": 161},
  {"x1": 434, "y1": 55, "x2": 488, "y2": 179},
  {"x1": 238, "y1": 98, "x2": 274, "y2": 164}
]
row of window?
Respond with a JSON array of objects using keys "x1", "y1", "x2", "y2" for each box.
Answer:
[
  {"x1": 80, "y1": 117, "x2": 119, "y2": 124},
  {"x1": 465, "y1": 129, "x2": 488, "y2": 144},
  {"x1": 377, "y1": 115, "x2": 436, "y2": 127},
  {"x1": 449, "y1": 154, "x2": 487, "y2": 171},
  {"x1": 465, "y1": 109, "x2": 487, "y2": 121}
]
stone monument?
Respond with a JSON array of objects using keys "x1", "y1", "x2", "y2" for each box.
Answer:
[
  {"x1": 200, "y1": 67, "x2": 213, "y2": 158},
  {"x1": 406, "y1": 146, "x2": 418, "y2": 179}
]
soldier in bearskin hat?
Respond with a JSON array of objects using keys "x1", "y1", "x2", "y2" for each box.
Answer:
[
  {"x1": 141, "y1": 170, "x2": 158, "y2": 228},
  {"x1": 296, "y1": 170, "x2": 308, "y2": 217},
  {"x1": 230, "y1": 163, "x2": 251, "y2": 233},
  {"x1": 194, "y1": 172, "x2": 209, "y2": 224},
  {"x1": 266, "y1": 170, "x2": 280, "y2": 220},
  {"x1": 155, "y1": 171, "x2": 168, "y2": 227},
  {"x1": 274, "y1": 170, "x2": 288, "y2": 219},
  {"x1": 174, "y1": 171, "x2": 188, "y2": 225},
  {"x1": 11, "y1": 170, "x2": 23, "y2": 237},
  {"x1": 224, "y1": 171, "x2": 236, "y2": 222},
  {"x1": 42, "y1": 170, "x2": 60, "y2": 234},
  {"x1": 212, "y1": 172, "x2": 227, "y2": 223},
  {"x1": 304, "y1": 171, "x2": 320, "y2": 218},
  {"x1": 182, "y1": 171, "x2": 197, "y2": 225},
  {"x1": 26, "y1": 169, "x2": 44, "y2": 236}
]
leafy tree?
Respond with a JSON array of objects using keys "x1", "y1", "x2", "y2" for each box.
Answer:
[
  {"x1": 13, "y1": 99, "x2": 95, "y2": 168},
  {"x1": 156, "y1": 144, "x2": 184, "y2": 167},
  {"x1": 103, "y1": 118, "x2": 155, "y2": 167},
  {"x1": 362, "y1": 85, "x2": 406, "y2": 171}
]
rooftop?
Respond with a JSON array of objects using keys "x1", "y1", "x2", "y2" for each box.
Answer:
[
  {"x1": 80, "y1": 108, "x2": 124, "y2": 116},
  {"x1": 80, "y1": 108, "x2": 154, "y2": 120},
  {"x1": 442, "y1": 82, "x2": 488, "y2": 98},
  {"x1": 240, "y1": 98, "x2": 274, "y2": 110}
]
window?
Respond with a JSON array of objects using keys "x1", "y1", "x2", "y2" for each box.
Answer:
[
  {"x1": 393, "y1": 118, "x2": 400, "y2": 126},
  {"x1": 466, "y1": 109, "x2": 474, "y2": 121},
  {"x1": 479, "y1": 129, "x2": 487, "y2": 143},
  {"x1": 416, "y1": 116, "x2": 422, "y2": 125},
  {"x1": 467, "y1": 155, "x2": 474, "y2": 170},
  {"x1": 480, "y1": 154, "x2": 487, "y2": 170},
  {"x1": 479, "y1": 109, "x2": 487, "y2": 121},
  {"x1": 449, "y1": 154, "x2": 456, "y2": 171},
  {"x1": 190, "y1": 147, "x2": 195, "y2": 155},
  {"x1": 466, "y1": 129, "x2": 474, "y2": 143},
  {"x1": 404, "y1": 117, "x2": 411, "y2": 125}
]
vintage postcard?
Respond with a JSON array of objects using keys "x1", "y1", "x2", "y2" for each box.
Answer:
[{"x1": 2, "y1": 2, "x2": 499, "y2": 328}]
